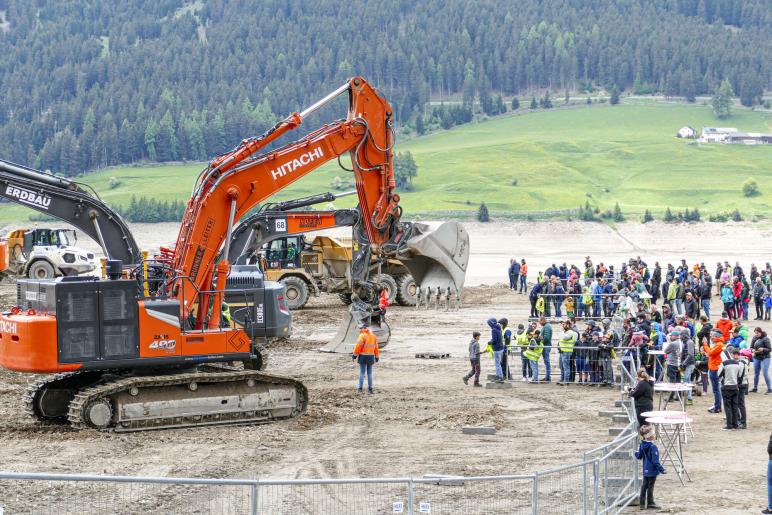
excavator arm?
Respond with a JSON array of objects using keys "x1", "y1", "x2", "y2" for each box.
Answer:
[
  {"x1": 170, "y1": 77, "x2": 401, "y2": 327},
  {"x1": 0, "y1": 159, "x2": 142, "y2": 266}
]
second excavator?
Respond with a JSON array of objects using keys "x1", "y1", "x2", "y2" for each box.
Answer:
[{"x1": 0, "y1": 77, "x2": 468, "y2": 431}]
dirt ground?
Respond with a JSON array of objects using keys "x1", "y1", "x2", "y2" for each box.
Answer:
[{"x1": 0, "y1": 221, "x2": 770, "y2": 514}]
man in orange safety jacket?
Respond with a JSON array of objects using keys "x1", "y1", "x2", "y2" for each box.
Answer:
[{"x1": 353, "y1": 325, "x2": 380, "y2": 394}]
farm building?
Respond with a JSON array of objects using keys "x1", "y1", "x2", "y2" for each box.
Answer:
[
  {"x1": 677, "y1": 126, "x2": 696, "y2": 138},
  {"x1": 723, "y1": 132, "x2": 772, "y2": 145},
  {"x1": 699, "y1": 127, "x2": 738, "y2": 142}
]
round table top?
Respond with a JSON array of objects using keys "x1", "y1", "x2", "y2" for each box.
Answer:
[
  {"x1": 646, "y1": 416, "x2": 692, "y2": 425},
  {"x1": 647, "y1": 350, "x2": 666, "y2": 355},
  {"x1": 654, "y1": 383, "x2": 694, "y2": 392},
  {"x1": 640, "y1": 410, "x2": 687, "y2": 419}
]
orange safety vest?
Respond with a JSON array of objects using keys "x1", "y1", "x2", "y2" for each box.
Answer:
[{"x1": 354, "y1": 329, "x2": 380, "y2": 357}]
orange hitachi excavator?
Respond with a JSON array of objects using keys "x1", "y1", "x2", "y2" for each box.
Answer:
[{"x1": 0, "y1": 77, "x2": 468, "y2": 431}]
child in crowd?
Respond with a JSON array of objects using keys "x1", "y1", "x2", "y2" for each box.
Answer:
[
  {"x1": 565, "y1": 296, "x2": 575, "y2": 318},
  {"x1": 764, "y1": 292, "x2": 772, "y2": 321},
  {"x1": 635, "y1": 425, "x2": 665, "y2": 510},
  {"x1": 462, "y1": 331, "x2": 482, "y2": 386}
]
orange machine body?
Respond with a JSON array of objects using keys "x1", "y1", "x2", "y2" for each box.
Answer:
[
  {"x1": 0, "y1": 77, "x2": 397, "y2": 376},
  {"x1": 0, "y1": 311, "x2": 78, "y2": 373}
]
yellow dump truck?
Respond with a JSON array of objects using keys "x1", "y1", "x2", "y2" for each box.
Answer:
[{"x1": 259, "y1": 234, "x2": 417, "y2": 310}]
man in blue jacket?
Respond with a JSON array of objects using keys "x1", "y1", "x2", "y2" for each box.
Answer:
[{"x1": 487, "y1": 318, "x2": 505, "y2": 381}]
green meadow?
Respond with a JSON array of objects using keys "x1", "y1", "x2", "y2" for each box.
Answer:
[{"x1": 2, "y1": 102, "x2": 771, "y2": 223}]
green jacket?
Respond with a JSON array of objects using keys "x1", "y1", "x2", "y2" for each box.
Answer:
[
  {"x1": 541, "y1": 323, "x2": 553, "y2": 346},
  {"x1": 524, "y1": 337, "x2": 543, "y2": 361}
]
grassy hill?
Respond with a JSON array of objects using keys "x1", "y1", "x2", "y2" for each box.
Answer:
[{"x1": 2, "y1": 102, "x2": 771, "y2": 224}]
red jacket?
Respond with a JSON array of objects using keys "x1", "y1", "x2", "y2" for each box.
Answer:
[{"x1": 716, "y1": 318, "x2": 733, "y2": 341}]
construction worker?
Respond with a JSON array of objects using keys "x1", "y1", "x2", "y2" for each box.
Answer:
[
  {"x1": 220, "y1": 302, "x2": 232, "y2": 328},
  {"x1": 524, "y1": 328, "x2": 543, "y2": 383},
  {"x1": 516, "y1": 323, "x2": 531, "y2": 381},
  {"x1": 285, "y1": 242, "x2": 298, "y2": 265},
  {"x1": 352, "y1": 324, "x2": 379, "y2": 394},
  {"x1": 557, "y1": 321, "x2": 577, "y2": 385}
]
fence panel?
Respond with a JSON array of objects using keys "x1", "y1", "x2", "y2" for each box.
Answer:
[
  {"x1": 0, "y1": 478, "x2": 253, "y2": 515},
  {"x1": 255, "y1": 479, "x2": 409, "y2": 515},
  {"x1": 411, "y1": 476, "x2": 534, "y2": 515},
  {"x1": 535, "y1": 462, "x2": 592, "y2": 515}
]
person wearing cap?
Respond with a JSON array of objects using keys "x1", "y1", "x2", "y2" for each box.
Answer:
[
  {"x1": 523, "y1": 328, "x2": 543, "y2": 383},
  {"x1": 352, "y1": 324, "x2": 379, "y2": 394},
  {"x1": 597, "y1": 331, "x2": 615, "y2": 386},
  {"x1": 704, "y1": 329, "x2": 725, "y2": 413},
  {"x1": 462, "y1": 331, "x2": 483, "y2": 387},
  {"x1": 663, "y1": 330, "x2": 682, "y2": 384},
  {"x1": 516, "y1": 323, "x2": 531, "y2": 382},
  {"x1": 718, "y1": 347, "x2": 745, "y2": 430},
  {"x1": 557, "y1": 320, "x2": 577, "y2": 385}
]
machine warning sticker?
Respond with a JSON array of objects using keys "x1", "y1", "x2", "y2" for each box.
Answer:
[{"x1": 275, "y1": 218, "x2": 287, "y2": 232}]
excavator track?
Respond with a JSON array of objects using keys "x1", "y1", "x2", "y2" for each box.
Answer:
[
  {"x1": 67, "y1": 367, "x2": 307, "y2": 432},
  {"x1": 23, "y1": 371, "x2": 106, "y2": 424}
]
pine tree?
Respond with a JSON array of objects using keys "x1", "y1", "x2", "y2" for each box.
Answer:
[
  {"x1": 530, "y1": 97, "x2": 538, "y2": 109},
  {"x1": 477, "y1": 202, "x2": 490, "y2": 222},
  {"x1": 712, "y1": 78, "x2": 734, "y2": 119},
  {"x1": 612, "y1": 202, "x2": 624, "y2": 222},
  {"x1": 511, "y1": 97, "x2": 520, "y2": 110},
  {"x1": 610, "y1": 84, "x2": 621, "y2": 105},
  {"x1": 663, "y1": 207, "x2": 675, "y2": 222},
  {"x1": 642, "y1": 209, "x2": 654, "y2": 223}
]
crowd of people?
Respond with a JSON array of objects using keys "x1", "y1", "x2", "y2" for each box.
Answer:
[
  {"x1": 497, "y1": 256, "x2": 772, "y2": 511},
  {"x1": 508, "y1": 256, "x2": 772, "y2": 322}
]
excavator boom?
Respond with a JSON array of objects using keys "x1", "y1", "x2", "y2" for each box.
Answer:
[{"x1": 0, "y1": 158, "x2": 141, "y2": 266}]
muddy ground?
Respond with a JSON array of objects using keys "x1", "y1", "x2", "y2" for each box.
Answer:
[{"x1": 0, "y1": 221, "x2": 770, "y2": 513}]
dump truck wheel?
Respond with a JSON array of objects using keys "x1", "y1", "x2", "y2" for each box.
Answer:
[
  {"x1": 28, "y1": 260, "x2": 55, "y2": 280},
  {"x1": 395, "y1": 274, "x2": 418, "y2": 306},
  {"x1": 374, "y1": 274, "x2": 398, "y2": 304},
  {"x1": 338, "y1": 293, "x2": 352, "y2": 305},
  {"x1": 280, "y1": 276, "x2": 309, "y2": 310}
]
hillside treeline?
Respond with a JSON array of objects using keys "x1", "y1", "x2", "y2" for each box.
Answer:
[{"x1": 0, "y1": 0, "x2": 769, "y2": 176}]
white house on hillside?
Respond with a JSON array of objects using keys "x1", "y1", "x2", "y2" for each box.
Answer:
[{"x1": 677, "y1": 126, "x2": 696, "y2": 138}]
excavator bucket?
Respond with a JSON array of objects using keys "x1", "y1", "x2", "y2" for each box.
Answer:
[
  {"x1": 397, "y1": 221, "x2": 470, "y2": 293},
  {"x1": 319, "y1": 310, "x2": 391, "y2": 353},
  {"x1": 320, "y1": 220, "x2": 469, "y2": 354}
]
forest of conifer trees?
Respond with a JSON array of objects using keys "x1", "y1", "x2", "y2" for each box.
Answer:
[{"x1": 0, "y1": 0, "x2": 768, "y2": 176}]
